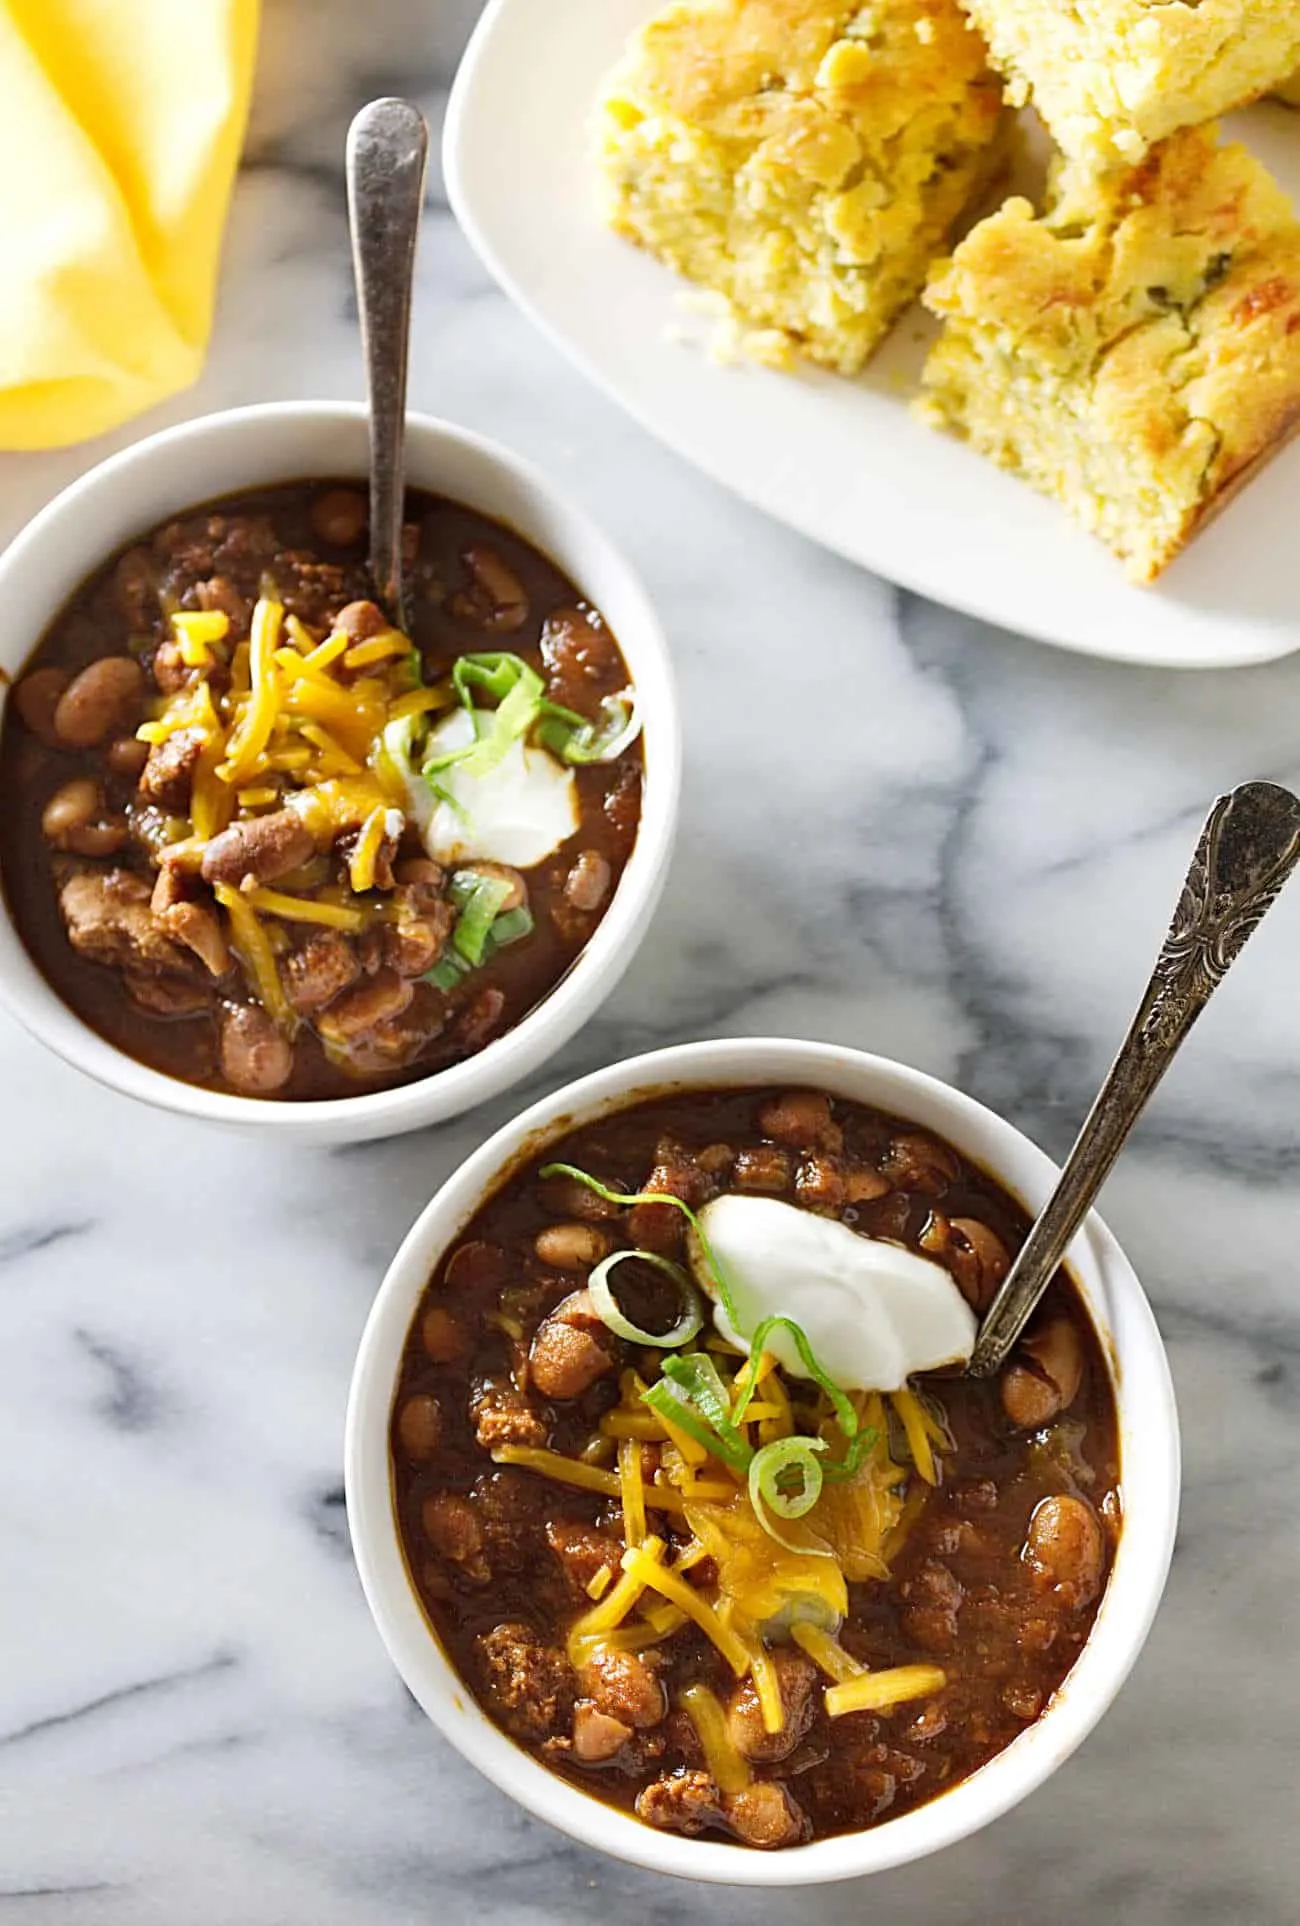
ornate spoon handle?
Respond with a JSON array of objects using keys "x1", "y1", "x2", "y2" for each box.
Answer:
[
  {"x1": 970, "y1": 780, "x2": 1300, "y2": 1378},
  {"x1": 346, "y1": 99, "x2": 429, "y2": 628}
]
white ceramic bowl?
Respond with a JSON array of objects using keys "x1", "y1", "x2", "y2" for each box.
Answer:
[
  {"x1": 346, "y1": 1037, "x2": 1181, "y2": 1887},
  {"x1": 0, "y1": 401, "x2": 679, "y2": 1143}
]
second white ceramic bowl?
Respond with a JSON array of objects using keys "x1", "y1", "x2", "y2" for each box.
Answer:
[
  {"x1": 0, "y1": 402, "x2": 680, "y2": 1142},
  {"x1": 346, "y1": 1037, "x2": 1181, "y2": 1887}
]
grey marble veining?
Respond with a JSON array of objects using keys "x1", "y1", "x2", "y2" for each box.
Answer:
[{"x1": 3, "y1": 3, "x2": 1300, "y2": 1920}]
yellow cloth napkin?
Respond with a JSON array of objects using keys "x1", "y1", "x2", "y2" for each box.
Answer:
[{"x1": 0, "y1": 0, "x2": 259, "y2": 450}]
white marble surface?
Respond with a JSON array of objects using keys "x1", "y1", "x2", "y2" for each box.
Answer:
[{"x1": 3, "y1": 4, "x2": 1300, "y2": 1920}]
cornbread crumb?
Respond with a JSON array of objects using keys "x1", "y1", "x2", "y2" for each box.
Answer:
[
  {"x1": 961, "y1": 0, "x2": 1300, "y2": 166},
  {"x1": 919, "y1": 126, "x2": 1300, "y2": 582},
  {"x1": 596, "y1": 0, "x2": 1008, "y2": 376}
]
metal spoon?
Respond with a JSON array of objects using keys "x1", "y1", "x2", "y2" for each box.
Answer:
[
  {"x1": 346, "y1": 98, "x2": 430, "y2": 629},
  {"x1": 970, "y1": 779, "x2": 1300, "y2": 1378}
]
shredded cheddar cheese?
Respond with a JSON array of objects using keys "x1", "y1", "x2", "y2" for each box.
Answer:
[
  {"x1": 215, "y1": 883, "x2": 292, "y2": 1030},
  {"x1": 791, "y1": 1622, "x2": 866, "y2": 1684},
  {"x1": 618, "y1": 1436, "x2": 648, "y2": 1549},
  {"x1": 586, "y1": 1565, "x2": 613, "y2": 1601},
  {"x1": 824, "y1": 1665, "x2": 947, "y2": 1718},
  {"x1": 347, "y1": 807, "x2": 390, "y2": 893},
  {"x1": 242, "y1": 888, "x2": 367, "y2": 933},
  {"x1": 623, "y1": 1546, "x2": 751, "y2": 1676},
  {"x1": 891, "y1": 1388, "x2": 938, "y2": 1487},
  {"x1": 681, "y1": 1683, "x2": 752, "y2": 1793}
]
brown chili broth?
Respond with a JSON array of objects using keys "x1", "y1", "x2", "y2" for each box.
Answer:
[
  {"x1": 391, "y1": 1087, "x2": 1123, "y2": 1845},
  {"x1": 0, "y1": 481, "x2": 643, "y2": 1099}
]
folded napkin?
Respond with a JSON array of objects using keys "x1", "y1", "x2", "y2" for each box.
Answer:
[{"x1": 0, "y1": 0, "x2": 259, "y2": 450}]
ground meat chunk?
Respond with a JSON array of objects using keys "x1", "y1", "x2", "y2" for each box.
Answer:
[
  {"x1": 449, "y1": 985, "x2": 506, "y2": 1055},
  {"x1": 545, "y1": 1519, "x2": 622, "y2": 1598},
  {"x1": 470, "y1": 1470, "x2": 548, "y2": 1576},
  {"x1": 529, "y1": 1289, "x2": 617, "y2": 1400},
  {"x1": 795, "y1": 1154, "x2": 846, "y2": 1213},
  {"x1": 382, "y1": 891, "x2": 455, "y2": 977},
  {"x1": 900, "y1": 1560, "x2": 964, "y2": 1654},
  {"x1": 283, "y1": 929, "x2": 360, "y2": 1015},
  {"x1": 733, "y1": 1146, "x2": 791, "y2": 1192},
  {"x1": 725, "y1": 1648, "x2": 817, "y2": 1763},
  {"x1": 759, "y1": 1090, "x2": 843, "y2": 1154},
  {"x1": 883, "y1": 1131, "x2": 961, "y2": 1196},
  {"x1": 577, "y1": 1648, "x2": 666, "y2": 1729},
  {"x1": 193, "y1": 574, "x2": 250, "y2": 631},
  {"x1": 636, "y1": 1770, "x2": 722, "y2": 1837},
  {"x1": 541, "y1": 606, "x2": 625, "y2": 710},
  {"x1": 422, "y1": 1492, "x2": 489, "y2": 1585},
  {"x1": 563, "y1": 850, "x2": 612, "y2": 914},
  {"x1": 450, "y1": 545, "x2": 529, "y2": 632},
  {"x1": 470, "y1": 1377, "x2": 547, "y2": 1452},
  {"x1": 477, "y1": 1623, "x2": 575, "y2": 1741},
  {"x1": 137, "y1": 728, "x2": 205, "y2": 811},
  {"x1": 59, "y1": 868, "x2": 197, "y2": 980},
  {"x1": 625, "y1": 1140, "x2": 710, "y2": 1253}
]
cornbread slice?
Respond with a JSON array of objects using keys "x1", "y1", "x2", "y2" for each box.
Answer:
[
  {"x1": 960, "y1": 0, "x2": 1300, "y2": 166},
  {"x1": 596, "y1": 0, "x2": 1008, "y2": 375},
  {"x1": 919, "y1": 127, "x2": 1300, "y2": 582}
]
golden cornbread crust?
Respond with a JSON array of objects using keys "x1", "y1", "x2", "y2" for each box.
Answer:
[
  {"x1": 919, "y1": 126, "x2": 1300, "y2": 582},
  {"x1": 596, "y1": 0, "x2": 1007, "y2": 374},
  {"x1": 961, "y1": 0, "x2": 1300, "y2": 165}
]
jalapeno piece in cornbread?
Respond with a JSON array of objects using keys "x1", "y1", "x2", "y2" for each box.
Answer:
[
  {"x1": 596, "y1": 0, "x2": 1008, "y2": 376},
  {"x1": 918, "y1": 127, "x2": 1300, "y2": 584},
  {"x1": 960, "y1": 0, "x2": 1300, "y2": 167}
]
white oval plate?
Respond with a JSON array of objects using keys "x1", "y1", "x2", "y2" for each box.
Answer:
[{"x1": 446, "y1": 0, "x2": 1300, "y2": 669}]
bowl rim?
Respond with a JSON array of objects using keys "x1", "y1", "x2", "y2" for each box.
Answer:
[
  {"x1": 344, "y1": 1036, "x2": 1181, "y2": 1887},
  {"x1": 0, "y1": 400, "x2": 681, "y2": 1140}
]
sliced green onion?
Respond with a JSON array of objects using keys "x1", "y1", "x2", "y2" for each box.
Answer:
[
  {"x1": 588, "y1": 1249, "x2": 703, "y2": 1348},
  {"x1": 424, "y1": 653, "x2": 547, "y2": 786},
  {"x1": 450, "y1": 871, "x2": 514, "y2": 966},
  {"x1": 537, "y1": 691, "x2": 641, "y2": 766},
  {"x1": 489, "y1": 905, "x2": 533, "y2": 948},
  {"x1": 424, "y1": 949, "x2": 471, "y2": 992},
  {"x1": 749, "y1": 1438, "x2": 834, "y2": 1555},
  {"x1": 659, "y1": 1354, "x2": 752, "y2": 1475},
  {"x1": 749, "y1": 1438, "x2": 826, "y2": 1520},
  {"x1": 643, "y1": 1378, "x2": 738, "y2": 1466}
]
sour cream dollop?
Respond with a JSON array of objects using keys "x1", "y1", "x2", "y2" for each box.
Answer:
[
  {"x1": 690, "y1": 1194, "x2": 977, "y2": 1392},
  {"x1": 407, "y1": 706, "x2": 579, "y2": 870}
]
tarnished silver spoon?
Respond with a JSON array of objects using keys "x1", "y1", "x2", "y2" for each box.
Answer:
[
  {"x1": 971, "y1": 779, "x2": 1300, "y2": 1378},
  {"x1": 346, "y1": 98, "x2": 430, "y2": 629}
]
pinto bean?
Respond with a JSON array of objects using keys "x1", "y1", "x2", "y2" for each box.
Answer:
[
  {"x1": 1002, "y1": 1317, "x2": 1084, "y2": 1429},
  {"x1": 948, "y1": 1217, "x2": 1011, "y2": 1310},
  {"x1": 156, "y1": 900, "x2": 232, "y2": 978},
  {"x1": 397, "y1": 1393, "x2": 443, "y2": 1460},
  {"x1": 310, "y1": 488, "x2": 368, "y2": 548},
  {"x1": 201, "y1": 810, "x2": 316, "y2": 888},
  {"x1": 725, "y1": 1649, "x2": 817, "y2": 1763},
  {"x1": 759, "y1": 1090, "x2": 843, "y2": 1154},
  {"x1": 217, "y1": 1002, "x2": 293, "y2": 1094},
  {"x1": 315, "y1": 969, "x2": 414, "y2": 1045},
  {"x1": 578, "y1": 1647, "x2": 665, "y2": 1728},
  {"x1": 564, "y1": 850, "x2": 611, "y2": 914},
  {"x1": 572, "y1": 1702, "x2": 632, "y2": 1761},
  {"x1": 106, "y1": 734, "x2": 151, "y2": 779},
  {"x1": 422, "y1": 1303, "x2": 469, "y2": 1364},
  {"x1": 450, "y1": 545, "x2": 528, "y2": 632},
  {"x1": 13, "y1": 667, "x2": 70, "y2": 746},
  {"x1": 333, "y1": 600, "x2": 388, "y2": 642},
  {"x1": 529, "y1": 1289, "x2": 616, "y2": 1400},
  {"x1": 468, "y1": 860, "x2": 527, "y2": 912},
  {"x1": 883, "y1": 1131, "x2": 960, "y2": 1196},
  {"x1": 53, "y1": 656, "x2": 144, "y2": 748},
  {"x1": 1024, "y1": 1494, "x2": 1105, "y2": 1612},
  {"x1": 41, "y1": 779, "x2": 127, "y2": 856},
  {"x1": 722, "y1": 1782, "x2": 806, "y2": 1850},
  {"x1": 534, "y1": 1223, "x2": 613, "y2": 1270},
  {"x1": 541, "y1": 1174, "x2": 625, "y2": 1221},
  {"x1": 844, "y1": 1164, "x2": 891, "y2": 1203}
]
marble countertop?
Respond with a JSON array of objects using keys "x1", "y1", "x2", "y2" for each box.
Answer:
[{"x1": 4, "y1": 4, "x2": 1300, "y2": 1921}]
